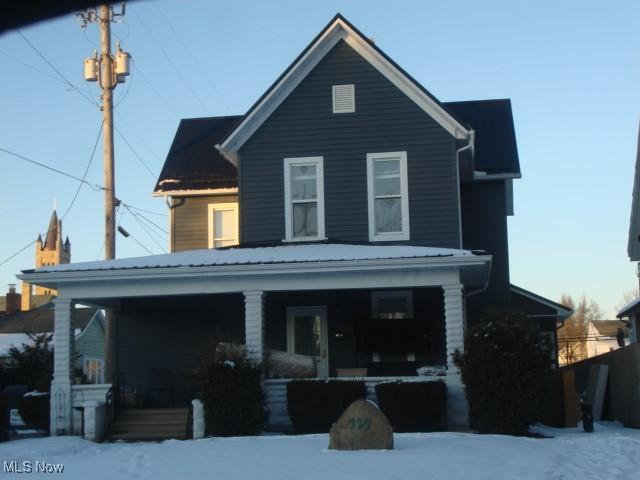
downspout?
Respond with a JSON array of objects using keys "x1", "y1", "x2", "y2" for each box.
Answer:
[{"x1": 455, "y1": 129, "x2": 475, "y2": 250}]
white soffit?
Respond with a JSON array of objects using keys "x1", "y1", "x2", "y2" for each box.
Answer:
[{"x1": 218, "y1": 17, "x2": 470, "y2": 163}]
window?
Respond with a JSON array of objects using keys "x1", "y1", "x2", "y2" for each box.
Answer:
[
  {"x1": 83, "y1": 358, "x2": 104, "y2": 384},
  {"x1": 332, "y1": 84, "x2": 355, "y2": 113},
  {"x1": 371, "y1": 290, "x2": 413, "y2": 319},
  {"x1": 371, "y1": 290, "x2": 415, "y2": 362},
  {"x1": 284, "y1": 157, "x2": 325, "y2": 241},
  {"x1": 367, "y1": 151, "x2": 409, "y2": 241},
  {"x1": 208, "y1": 203, "x2": 238, "y2": 248}
]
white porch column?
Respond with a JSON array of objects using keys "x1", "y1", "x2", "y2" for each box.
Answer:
[
  {"x1": 443, "y1": 284, "x2": 469, "y2": 431},
  {"x1": 244, "y1": 290, "x2": 265, "y2": 363},
  {"x1": 50, "y1": 297, "x2": 74, "y2": 435}
]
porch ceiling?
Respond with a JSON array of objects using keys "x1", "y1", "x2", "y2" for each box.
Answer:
[{"x1": 18, "y1": 243, "x2": 491, "y2": 301}]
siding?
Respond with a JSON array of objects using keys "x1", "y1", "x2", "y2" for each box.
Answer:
[
  {"x1": 239, "y1": 40, "x2": 459, "y2": 248},
  {"x1": 171, "y1": 195, "x2": 237, "y2": 252},
  {"x1": 461, "y1": 181, "x2": 510, "y2": 325},
  {"x1": 117, "y1": 294, "x2": 244, "y2": 407},
  {"x1": 74, "y1": 312, "x2": 105, "y2": 370}
]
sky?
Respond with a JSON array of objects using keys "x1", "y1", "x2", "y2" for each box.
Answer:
[{"x1": 0, "y1": 0, "x2": 638, "y2": 317}]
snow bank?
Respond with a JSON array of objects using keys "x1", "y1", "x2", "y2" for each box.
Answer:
[{"x1": 1, "y1": 423, "x2": 639, "y2": 479}]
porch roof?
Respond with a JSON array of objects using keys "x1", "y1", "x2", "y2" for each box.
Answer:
[
  {"x1": 24, "y1": 243, "x2": 477, "y2": 273},
  {"x1": 18, "y1": 244, "x2": 491, "y2": 300}
]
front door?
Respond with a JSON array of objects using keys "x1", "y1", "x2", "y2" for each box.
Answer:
[{"x1": 286, "y1": 306, "x2": 329, "y2": 377}]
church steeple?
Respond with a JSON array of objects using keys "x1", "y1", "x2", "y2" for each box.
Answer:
[
  {"x1": 30, "y1": 207, "x2": 71, "y2": 298},
  {"x1": 43, "y1": 209, "x2": 59, "y2": 251}
]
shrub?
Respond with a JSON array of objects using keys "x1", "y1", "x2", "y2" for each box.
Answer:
[
  {"x1": 18, "y1": 392, "x2": 50, "y2": 433},
  {"x1": 5, "y1": 333, "x2": 53, "y2": 392},
  {"x1": 454, "y1": 309, "x2": 552, "y2": 435},
  {"x1": 375, "y1": 381, "x2": 447, "y2": 432},
  {"x1": 287, "y1": 380, "x2": 366, "y2": 433},
  {"x1": 195, "y1": 341, "x2": 267, "y2": 436}
]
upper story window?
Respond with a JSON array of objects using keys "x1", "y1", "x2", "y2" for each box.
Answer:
[
  {"x1": 284, "y1": 157, "x2": 325, "y2": 241},
  {"x1": 332, "y1": 84, "x2": 355, "y2": 113},
  {"x1": 208, "y1": 203, "x2": 239, "y2": 248},
  {"x1": 366, "y1": 151, "x2": 410, "y2": 241}
]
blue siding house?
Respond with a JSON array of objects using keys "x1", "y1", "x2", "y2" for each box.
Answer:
[{"x1": 20, "y1": 14, "x2": 570, "y2": 435}]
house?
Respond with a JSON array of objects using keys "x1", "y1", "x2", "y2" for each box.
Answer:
[
  {"x1": 585, "y1": 320, "x2": 629, "y2": 358},
  {"x1": 0, "y1": 294, "x2": 105, "y2": 383},
  {"x1": 19, "y1": 14, "x2": 569, "y2": 436}
]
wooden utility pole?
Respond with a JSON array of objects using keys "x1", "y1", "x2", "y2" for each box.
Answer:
[
  {"x1": 99, "y1": 3, "x2": 116, "y2": 261},
  {"x1": 80, "y1": 3, "x2": 130, "y2": 384}
]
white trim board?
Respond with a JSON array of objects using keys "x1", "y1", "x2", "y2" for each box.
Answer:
[
  {"x1": 283, "y1": 156, "x2": 326, "y2": 242},
  {"x1": 207, "y1": 202, "x2": 239, "y2": 248},
  {"x1": 218, "y1": 16, "x2": 470, "y2": 161}
]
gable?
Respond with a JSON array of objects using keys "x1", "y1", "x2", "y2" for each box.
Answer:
[{"x1": 218, "y1": 14, "x2": 470, "y2": 161}]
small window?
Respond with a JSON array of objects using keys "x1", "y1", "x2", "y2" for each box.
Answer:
[
  {"x1": 332, "y1": 84, "x2": 355, "y2": 113},
  {"x1": 284, "y1": 157, "x2": 325, "y2": 241},
  {"x1": 208, "y1": 203, "x2": 239, "y2": 248},
  {"x1": 367, "y1": 151, "x2": 410, "y2": 241},
  {"x1": 83, "y1": 358, "x2": 104, "y2": 384},
  {"x1": 371, "y1": 290, "x2": 413, "y2": 319}
]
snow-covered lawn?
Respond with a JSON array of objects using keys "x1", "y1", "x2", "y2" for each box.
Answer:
[{"x1": 1, "y1": 423, "x2": 639, "y2": 479}]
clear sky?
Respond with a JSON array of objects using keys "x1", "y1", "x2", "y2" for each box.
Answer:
[{"x1": 0, "y1": 0, "x2": 638, "y2": 317}]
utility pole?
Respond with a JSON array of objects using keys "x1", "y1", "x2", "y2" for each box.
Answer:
[{"x1": 78, "y1": 3, "x2": 130, "y2": 383}]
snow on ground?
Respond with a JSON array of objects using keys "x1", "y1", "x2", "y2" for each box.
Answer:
[{"x1": 1, "y1": 423, "x2": 639, "y2": 479}]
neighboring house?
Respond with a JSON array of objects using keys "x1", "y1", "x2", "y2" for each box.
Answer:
[
  {"x1": 0, "y1": 302, "x2": 105, "y2": 382},
  {"x1": 585, "y1": 320, "x2": 629, "y2": 358},
  {"x1": 20, "y1": 14, "x2": 569, "y2": 435}
]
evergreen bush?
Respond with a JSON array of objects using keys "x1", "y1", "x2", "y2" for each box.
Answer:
[
  {"x1": 454, "y1": 309, "x2": 552, "y2": 435},
  {"x1": 375, "y1": 380, "x2": 447, "y2": 432},
  {"x1": 195, "y1": 341, "x2": 267, "y2": 436},
  {"x1": 287, "y1": 380, "x2": 366, "y2": 433}
]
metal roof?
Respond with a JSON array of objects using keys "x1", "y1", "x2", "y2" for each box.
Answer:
[{"x1": 153, "y1": 116, "x2": 242, "y2": 194}]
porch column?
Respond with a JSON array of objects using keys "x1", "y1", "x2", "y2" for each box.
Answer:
[
  {"x1": 442, "y1": 284, "x2": 469, "y2": 430},
  {"x1": 244, "y1": 290, "x2": 265, "y2": 363},
  {"x1": 50, "y1": 297, "x2": 74, "y2": 435}
]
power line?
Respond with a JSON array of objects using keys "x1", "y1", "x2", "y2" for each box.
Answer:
[
  {"x1": 152, "y1": 2, "x2": 232, "y2": 113},
  {"x1": 126, "y1": 206, "x2": 167, "y2": 253},
  {"x1": 0, "y1": 49, "x2": 69, "y2": 87},
  {"x1": 130, "y1": 6, "x2": 209, "y2": 111},
  {"x1": 60, "y1": 124, "x2": 103, "y2": 220},
  {"x1": 114, "y1": 126, "x2": 157, "y2": 178},
  {"x1": 0, "y1": 147, "x2": 104, "y2": 190},
  {"x1": 17, "y1": 29, "x2": 100, "y2": 108}
]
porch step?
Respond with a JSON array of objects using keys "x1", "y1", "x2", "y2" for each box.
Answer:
[{"x1": 106, "y1": 408, "x2": 189, "y2": 442}]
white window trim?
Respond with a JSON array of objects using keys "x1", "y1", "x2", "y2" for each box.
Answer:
[
  {"x1": 366, "y1": 151, "x2": 410, "y2": 241},
  {"x1": 332, "y1": 84, "x2": 355, "y2": 113},
  {"x1": 83, "y1": 357, "x2": 105, "y2": 384},
  {"x1": 207, "y1": 202, "x2": 239, "y2": 248},
  {"x1": 371, "y1": 290, "x2": 414, "y2": 319},
  {"x1": 283, "y1": 156, "x2": 325, "y2": 242}
]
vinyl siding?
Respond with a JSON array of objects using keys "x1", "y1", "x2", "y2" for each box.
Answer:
[
  {"x1": 239, "y1": 40, "x2": 459, "y2": 247},
  {"x1": 74, "y1": 312, "x2": 105, "y2": 370},
  {"x1": 461, "y1": 180, "x2": 511, "y2": 325},
  {"x1": 117, "y1": 294, "x2": 244, "y2": 407},
  {"x1": 171, "y1": 195, "x2": 237, "y2": 252}
]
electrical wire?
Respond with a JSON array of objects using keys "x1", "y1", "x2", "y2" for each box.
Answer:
[
  {"x1": 114, "y1": 126, "x2": 157, "y2": 178},
  {"x1": 0, "y1": 49, "x2": 69, "y2": 87},
  {"x1": 0, "y1": 147, "x2": 104, "y2": 191},
  {"x1": 132, "y1": 62, "x2": 181, "y2": 119},
  {"x1": 60, "y1": 123, "x2": 103, "y2": 220},
  {"x1": 130, "y1": 6, "x2": 209, "y2": 111},
  {"x1": 152, "y1": 2, "x2": 232, "y2": 113},
  {"x1": 17, "y1": 29, "x2": 100, "y2": 108}
]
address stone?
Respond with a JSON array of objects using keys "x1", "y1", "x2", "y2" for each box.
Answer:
[{"x1": 328, "y1": 399, "x2": 393, "y2": 450}]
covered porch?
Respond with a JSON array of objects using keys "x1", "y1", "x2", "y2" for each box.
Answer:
[{"x1": 19, "y1": 243, "x2": 491, "y2": 435}]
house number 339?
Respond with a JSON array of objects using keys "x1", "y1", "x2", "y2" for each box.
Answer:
[{"x1": 347, "y1": 418, "x2": 372, "y2": 430}]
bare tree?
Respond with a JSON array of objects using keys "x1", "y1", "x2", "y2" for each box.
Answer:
[{"x1": 557, "y1": 294, "x2": 603, "y2": 365}]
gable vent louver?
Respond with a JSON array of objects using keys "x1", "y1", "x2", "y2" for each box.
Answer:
[{"x1": 332, "y1": 84, "x2": 355, "y2": 113}]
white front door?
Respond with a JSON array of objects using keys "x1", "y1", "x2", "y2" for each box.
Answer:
[{"x1": 286, "y1": 306, "x2": 329, "y2": 377}]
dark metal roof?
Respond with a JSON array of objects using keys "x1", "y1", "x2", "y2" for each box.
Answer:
[
  {"x1": 153, "y1": 116, "x2": 242, "y2": 194},
  {"x1": 0, "y1": 303, "x2": 98, "y2": 334},
  {"x1": 444, "y1": 99, "x2": 521, "y2": 175},
  {"x1": 43, "y1": 210, "x2": 58, "y2": 250}
]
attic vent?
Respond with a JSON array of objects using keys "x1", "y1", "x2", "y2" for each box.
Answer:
[{"x1": 332, "y1": 84, "x2": 355, "y2": 113}]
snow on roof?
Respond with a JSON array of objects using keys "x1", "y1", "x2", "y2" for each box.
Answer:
[
  {"x1": 30, "y1": 244, "x2": 477, "y2": 274},
  {"x1": 617, "y1": 296, "x2": 640, "y2": 318}
]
